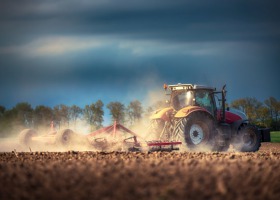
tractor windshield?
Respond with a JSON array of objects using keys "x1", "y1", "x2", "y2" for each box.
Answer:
[
  {"x1": 171, "y1": 91, "x2": 194, "y2": 110},
  {"x1": 194, "y1": 90, "x2": 215, "y2": 114},
  {"x1": 171, "y1": 89, "x2": 215, "y2": 114}
]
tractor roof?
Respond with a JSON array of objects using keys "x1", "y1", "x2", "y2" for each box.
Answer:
[{"x1": 166, "y1": 83, "x2": 215, "y2": 91}]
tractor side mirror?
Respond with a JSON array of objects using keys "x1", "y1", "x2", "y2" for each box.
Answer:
[
  {"x1": 222, "y1": 84, "x2": 227, "y2": 98},
  {"x1": 221, "y1": 84, "x2": 227, "y2": 122}
]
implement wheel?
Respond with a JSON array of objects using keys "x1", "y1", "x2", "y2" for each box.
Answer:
[
  {"x1": 55, "y1": 129, "x2": 75, "y2": 147},
  {"x1": 18, "y1": 129, "x2": 37, "y2": 147}
]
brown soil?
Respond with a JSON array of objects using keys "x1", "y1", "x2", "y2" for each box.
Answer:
[{"x1": 0, "y1": 143, "x2": 279, "y2": 200}]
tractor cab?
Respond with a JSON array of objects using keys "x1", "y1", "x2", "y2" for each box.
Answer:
[{"x1": 166, "y1": 84, "x2": 216, "y2": 115}]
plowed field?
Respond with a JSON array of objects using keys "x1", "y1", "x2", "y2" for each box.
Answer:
[{"x1": 0, "y1": 143, "x2": 279, "y2": 200}]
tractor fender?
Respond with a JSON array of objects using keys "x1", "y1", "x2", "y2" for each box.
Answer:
[
  {"x1": 174, "y1": 106, "x2": 213, "y2": 119},
  {"x1": 150, "y1": 107, "x2": 174, "y2": 121}
]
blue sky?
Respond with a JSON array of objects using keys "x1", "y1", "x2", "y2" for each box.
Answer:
[{"x1": 0, "y1": 0, "x2": 279, "y2": 120}]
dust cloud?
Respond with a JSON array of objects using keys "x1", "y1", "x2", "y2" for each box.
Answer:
[{"x1": 0, "y1": 81, "x2": 247, "y2": 153}]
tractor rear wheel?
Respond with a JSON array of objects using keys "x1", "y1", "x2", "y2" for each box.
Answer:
[
  {"x1": 18, "y1": 129, "x2": 37, "y2": 147},
  {"x1": 173, "y1": 112, "x2": 215, "y2": 151},
  {"x1": 233, "y1": 125, "x2": 261, "y2": 152}
]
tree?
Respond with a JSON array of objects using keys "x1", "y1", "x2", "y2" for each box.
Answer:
[
  {"x1": 60, "y1": 104, "x2": 71, "y2": 127},
  {"x1": 70, "y1": 105, "x2": 82, "y2": 128},
  {"x1": 84, "y1": 105, "x2": 92, "y2": 125},
  {"x1": 0, "y1": 102, "x2": 33, "y2": 136},
  {"x1": 0, "y1": 105, "x2": 5, "y2": 117},
  {"x1": 84, "y1": 100, "x2": 104, "y2": 131},
  {"x1": 107, "y1": 101, "x2": 125, "y2": 124},
  {"x1": 127, "y1": 100, "x2": 143, "y2": 125},
  {"x1": 33, "y1": 105, "x2": 53, "y2": 129},
  {"x1": 277, "y1": 101, "x2": 280, "y2": 122},
  {"x1": 231, "y1": 97, "x2": 262, "y2": 123},
  {"x1": 13, "y1": 102, "x2": 33, "y2": 127},
  {"x1": 256, "y1": 106, "x2": 270, "y2": 127},
  {"x1": 265, "y1": 97, "x2": 279, "y2": 122},
  {"x1": 231, "y1": 99, "x2": 247, "y2": 113},
  {"x1": 264, "y1": 97, "x2": 280, "y2": 130},
  {"x1": 53, "y1": 105, "x2": 62, "y2": 128},
  {"x1": 52, "y1": 104, "x2": 71, "y2": 128},
  {"x1": 265, "y1": 97, "x2": 276, "y2": 119},
  {"x1": 0, "y1": 106, "x2": 7, "y2": 137},
  {"x1": 93, "y1": 100, "x2": 104, "y2": 129}
]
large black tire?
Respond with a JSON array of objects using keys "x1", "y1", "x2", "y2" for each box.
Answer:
[
  {"x1": 173, "y1": 112, "x2": 215, "y2": 151},
  {"x1": 233, "y1": 125, "x2": 261, "y2": 152},
  {"x1": 18, "y1": 129, "x2": 37, "y2": 147}
]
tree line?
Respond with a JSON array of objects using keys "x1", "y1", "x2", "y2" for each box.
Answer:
[
  {"x1": 0, "y1": 100, "x2": 145, "y2": 137},
  {"x1": 0, "y1": 96, "x2": 279, "y2": 137},
  {"x1": 231, "y1": 96, "x2": 280, "y2": 130}
]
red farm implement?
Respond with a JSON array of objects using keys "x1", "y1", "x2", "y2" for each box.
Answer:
[{"x1": 18, "y1": 121, "x2": 182, "y2": 152}]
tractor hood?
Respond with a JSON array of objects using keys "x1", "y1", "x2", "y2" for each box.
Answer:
[
  {"x1": 217, "y1": 107, "x2": 248, "y2": 124},
  {"x1": 174, "y1": 106, "x2": 210, "y2": 118},
  {"x1": 150, "y1": 107, "x2": 174, "y2": 121}
]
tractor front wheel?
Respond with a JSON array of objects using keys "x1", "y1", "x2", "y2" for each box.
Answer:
[{"x1": 173, "y1": 112, "x2": 214, "y2": 151}]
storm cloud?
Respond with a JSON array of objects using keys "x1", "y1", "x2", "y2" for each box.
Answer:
[{"x1": 0, "y1": 0, "x2": 279, "y2": 109}]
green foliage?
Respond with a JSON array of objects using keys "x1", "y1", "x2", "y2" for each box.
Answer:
[
  {"x1": 33, "y1": 105, "x2": 53, "y2": 129},
  {"x1": 0, "y1": 105, "x2": 5, "y2": 116},
  {"x1": 13, "y1": 102, "x2": 33, "y2": 126},
  {"x1": 52, "y1": 104, "x2": 71, "y2": 128},
  {"x1": 231, "y1": 97, "x2": 262, "y2": 123},
  {"x1": 0, "y1": 102, "x2": 33, "y2": 137},
  {"x1": 70, "y1": 105, "x2": 82, "y2": 127},
  {"x1": 231, "y1": 97, "x2": 280, "y2": 130},
  {"x1": 126, "y1": 100, "x2": 143, "y2": 125},
  {"x1": 107, "y1": 101, "x2": 125, "y2": 124},
  {"x1": 84, "y1": 100, "x2": 104, "y2": 131},
  {"x1": 53, "y1": 105, "x2": 61, "y2": 127},
  {"x1": 264, "y1": 97, "x2": 280, "y2": 122},
  {"x1": 60, "y1": 104, "x2": 71, "y2": 127},
  {"x1": 271, "y1": 131, "x2": 280, "y2": 143}
]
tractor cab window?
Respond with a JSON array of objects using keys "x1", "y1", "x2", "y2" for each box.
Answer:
[
  {"x1": 194, "y1": 90, "x2": 215, "y2": 114},
  {"x1": 172, "y1": 91, "x2": 194, "y2": 110}
]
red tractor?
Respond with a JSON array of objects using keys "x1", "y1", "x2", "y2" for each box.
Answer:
[{"x1": 149, "y1": 83, "x2": 270, "y2": 152}]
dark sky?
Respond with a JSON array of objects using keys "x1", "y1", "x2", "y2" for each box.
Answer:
[{"x1": 0, "y1": 0, "x2": 280, "y2": 113}]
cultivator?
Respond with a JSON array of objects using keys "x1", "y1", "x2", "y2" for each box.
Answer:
[
  {"x1": 18, "y1": 121, "x2": 182, "y2": 152},
  {"x1": 85, "y1": 121, "x2": 182, "y2": 152},
  {"x1": 146, "y1": 141, "x2": 181, "y2": 152}
]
